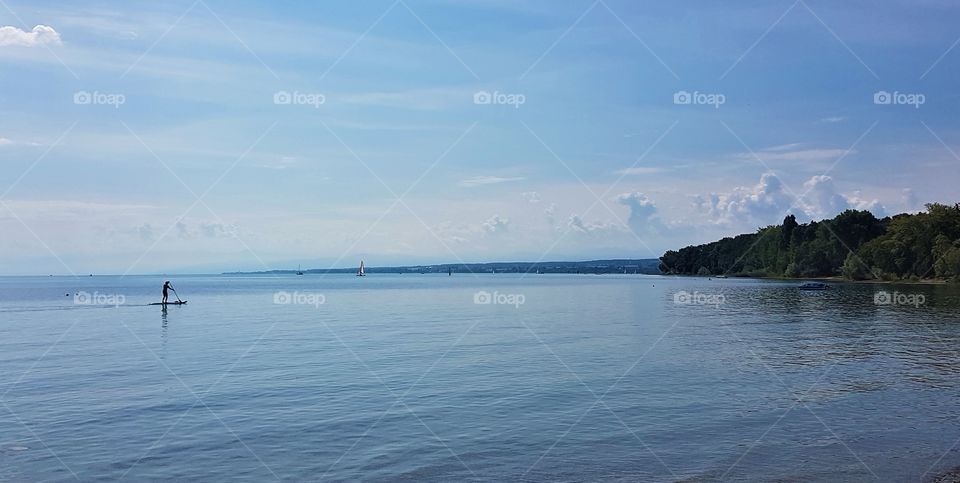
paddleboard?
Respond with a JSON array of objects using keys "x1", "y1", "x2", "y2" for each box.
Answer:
[{"x1": 148, "y1": 301, "x2": 187, "y2": 305}]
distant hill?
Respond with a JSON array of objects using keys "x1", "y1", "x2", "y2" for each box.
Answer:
[
  {"x1": 226, "y1": 259, "x2": 661, "y2": 276},
  {"x1": 659, "y1": 203, "x2": 960, "y2": 281}
]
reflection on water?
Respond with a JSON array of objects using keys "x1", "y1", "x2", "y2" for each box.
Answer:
[
  {"x1": 160, "y1": 306, "x2": 168, "y2": 359},
  {"x1": 0, "y1": 275, "x2": 958, "y2": 481}
]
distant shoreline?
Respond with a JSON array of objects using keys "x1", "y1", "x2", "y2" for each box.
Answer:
[{"x1": 224, "y1": 258, "x2": 662, "y2": 276}]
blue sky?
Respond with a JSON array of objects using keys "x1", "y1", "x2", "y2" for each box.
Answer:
[{"x1": 1, "y1": 0, "x2": 958, "y2": 274}]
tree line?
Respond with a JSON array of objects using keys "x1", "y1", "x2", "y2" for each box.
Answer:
[{"x1": 659, "y1": 203, "x2": 960, "y2": 281}]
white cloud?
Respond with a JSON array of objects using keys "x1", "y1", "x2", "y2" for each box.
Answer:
[
  {"x1": 901, "y1": 188, "x2": 921, "y2": 211},
  {"x1": 615, "y1": 192, "x2": 664, "y2": 234},
  {"x1": 615, "y1": 167, "x2": 667, "y2": 175},
  {"x1": 763, "y1": 143, "x2": 804, "y2": 152},
  {"x1": 174, "y1": 221, "x2": 239, "y2": 239},
  {"x1": 696, "y1": 173, "x2": 797, "y2": 226},
  {"x1": 696, "y1": 173, "x2": 885, "y2": 227},
  {"x1": 0, "y1": 25, "x2": 62, "y2": 47},
  {"x1": 434, "y1": 213, "x2": 511, "y2": 243},
  {"x1": 481, "y1": 214, "x2": 509, "y2": 234},
  {"x1": 199, "y1": 221, "x2": 238, "y2": 238},
  {"x1": 747, "y1": 148, "x2": 853, "y2": 163},
  {"x1": 0, "y1": 199, "x2": 156, "y2": 218},
  {"x1": 256, "y1": 156, "x2": 298, "y2": 170},
  {"x1": 176, "y1": 221, "x2": 192, "y2": 239},
  {"x1": 341, "y1": 86, "x2": 471, "y2": 111},
  {"x1": 521, "y1": 191, "x2": 541, "y2": 203},
  {"x1": 566, "y1": 214, "x2": 621, "y2": 235},
  {"x1": 0, "y1": 137, "x2": 12, "y2": 146},
  {"x1": 801, "y1": 175, "x2": 883, "y2": 218},
  {"x1": 819, "y1": 116, "x2": 847, "y2": 123},
  {"x1": 544, "y1": 202, "x2": 557, "y2": 228},
  {"x1": 458, "y1": 176, "x2": 525, "y2": 187}
]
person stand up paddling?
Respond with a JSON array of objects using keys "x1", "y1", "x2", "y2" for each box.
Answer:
[{"x1": 162, "y1": 281, "x2": 174, "y2": 304}]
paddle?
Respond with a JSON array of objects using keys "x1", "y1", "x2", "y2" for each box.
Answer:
[{"x1": 171, "y1": 287, "x2": 183, "y2": 303}]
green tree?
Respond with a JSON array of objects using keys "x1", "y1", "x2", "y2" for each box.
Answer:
[{"x1": 660, "y1": 204, "x2": 960, "y2": 280}]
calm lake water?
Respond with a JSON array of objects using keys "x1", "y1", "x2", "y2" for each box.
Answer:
[{"x1": 1, "y1": 274, "x2": 959, "y2": 481}]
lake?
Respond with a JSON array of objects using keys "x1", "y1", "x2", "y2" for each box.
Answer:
[{"x1": 1, "y1": 274, "x2": 959, "y2": 481}]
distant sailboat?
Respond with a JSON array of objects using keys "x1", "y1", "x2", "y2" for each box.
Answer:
[
  {"x1": 357, "y1": 260, "x2": 365, "y2": 277},
  {"x1": 296, "y1": 264, "x2": 304, "y2": 276}
]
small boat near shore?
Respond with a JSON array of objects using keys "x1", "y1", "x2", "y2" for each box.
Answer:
[{"x1": 799, "y1": 281, "x2": 829, "y2": 291}]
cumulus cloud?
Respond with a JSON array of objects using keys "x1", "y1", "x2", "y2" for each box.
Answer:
[
  {"x1": 481, "y1": 215, "x2": 509, "y2": 234},
  {"x1": 0, "y1": 25, "x2": 62, "y2": 47},
  {"x1": 539, "y1": 203, "x2": 626, "y2": 237},
  {"x1": 901, "y1": 188, "x2": 921, "y2": 211},
  {"x1": 801, "y1": 175, "x2": 883, "y2": 219},
  {"x1": 176, "y1": 221, "x2": 192, "y2": 239},
  {"x1": 458, "y1": 176, "x2": 525, "y2": 187},
  {"x1": 435, "y1": 214, "x2": 510, "y2": 243},
  {"x1": 199, "y1": 222, "x2": 237, "y2": 238},
  {"x1": 541, "y1": 193, "x2": 669, "y2": 241},
  {"x1": 544, "y1": 203, "x2": 557, "y2": 229},
  {"x1": 566, "y1": 214, "x2": 621, "y2": 235},
  {"x1": 697, "y1": 173, "x2": 885, "y2": 227},
  {"x1": 521, "y1": 191, "x2": 541, "y2": 203},
  {"x1": 615, "y1": 192, "x2": 665, "y2": 234},
  {"x1": 697, "y1": 173, "x2": 796, "y2": 226},
  {"x1": 174, "y1": 221, "x2": 238, "y2": 240}
]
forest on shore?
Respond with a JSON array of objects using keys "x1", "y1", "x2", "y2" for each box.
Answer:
[{"x1": 659, "y1": 203, "x2": 960, "y2": 281}]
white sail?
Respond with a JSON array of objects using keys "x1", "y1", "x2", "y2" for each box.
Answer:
[{"x1": 357, "y1": 261, "x2": 365, "y2": 276}]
